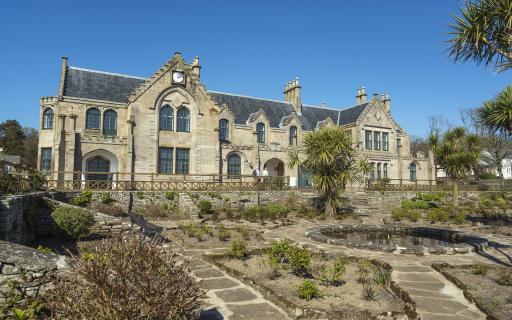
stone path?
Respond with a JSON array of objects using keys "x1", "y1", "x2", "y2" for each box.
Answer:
[
  {"x1": 263, "y1": 221, "x2": 492, "y2": 320},
  {"x1": 189, "y1": 257, "x2": 290, "y2": 320}
]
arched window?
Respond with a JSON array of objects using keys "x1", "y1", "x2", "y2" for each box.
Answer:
[
  {"x1": 42, "y1": 108, "x2": 54, "y2": 129},
  {"x1": 289, "y1": 126, "x2": 297, "y2": 145},
  {"x1": 87, "y1": 156, "x2": 110, "y2": 181},
  {"x1": 219, "y1": 119, "x2": 229, "y2": 141},
  {"x1": 410, "y1": 163, "x2": 417, "y2": 181},
  {"x1": 86, "y1": 108, "x2": 101, "y2": 129},
  {"x1": 227, "y1": 154, "x2": 241, "y2": 176},
  {"x1": 256, "y1": 123, "x2": 265, "y2": 143},
  {"x1": 103, "y1": 110, "x2": 117, "y2": 136},
  {"x1": 177, "y1": 107, "x2": 190, "y2": 132},
  {"x1": 159, "y1": 105, "x2": 174, "y2": 131}
]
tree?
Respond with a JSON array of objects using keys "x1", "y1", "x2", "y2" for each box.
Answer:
[
  {"x1": 22, "y1": 127, "x2": 39, "y2": 170},
  {"x1": 288, "y1": 126, "x2": 370, "y2": 218},
  {"x1": 477, "y1": 86, "x2": 512, "y2": 132},
  {"x1": 426, "y1": 116, "x2": 450, "y2": 181},
  {"x1": 0, "y1": 120, "x2": 25, "y2": 156},
  {"x1": 447, "y1": 0, "x2": 512, "y2": 72},
  {"x1": 435, "y1": 127, "x2": 481, "y2": 210}
]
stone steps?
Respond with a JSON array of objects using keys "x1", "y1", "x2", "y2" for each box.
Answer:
[{"x1": 179, "y1": 193, "x2": 199, "y2": 219}]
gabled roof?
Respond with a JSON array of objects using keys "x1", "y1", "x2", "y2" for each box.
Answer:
[
  {"x1": 63, "y1": 67, "x2": 144, "y2": 103},
  {"x1": 59, "y1": 65, "x2": 369, "y2": 130}
]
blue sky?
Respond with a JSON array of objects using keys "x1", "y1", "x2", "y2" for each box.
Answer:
[{"x1": 0, "y1": 0, "x2": 509, "y2": 136}]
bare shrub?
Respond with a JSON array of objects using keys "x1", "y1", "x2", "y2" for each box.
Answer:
[
  {"x1": 46, "y1": 235, "x2": 205, "y2": 320},
  {"x1": 94, "y1": 203, "x2": 126, "y2": 217}
]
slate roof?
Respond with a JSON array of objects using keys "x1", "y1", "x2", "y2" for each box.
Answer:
[
  {"x1": 61, "y1": 66, "x2": 369, "y2": 129},
  {"x1": 63, "y1": 67, "x2": 144, "y2": 103}
]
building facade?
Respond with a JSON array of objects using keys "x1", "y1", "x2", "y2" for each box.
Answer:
[{"x1": 38, "y1": 53, "x2": 433, "y2": 187}]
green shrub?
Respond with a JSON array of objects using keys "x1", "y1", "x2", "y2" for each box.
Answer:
[
  {"x1": 427, "y1": 207, "x2": 449, "y2": 223},
  {"x1": 36, "y1": 245, "x2": 54, "y2": 254},
  {"x1": 479, "y1": 172, "x2": 497, "y2": 180},
  {"x1": 200, "y1": 224, "x2": 214, "y2": 236},
  {"x1": 451, "y1": 211, "x2": 466, "y2": 224},
  {"x1": 408, "y1": 210, "x2": 421, "y2": 222},
  {"x1": 297, "y1": 280, "x2": 321, "y2": 301},
  {"x1": 100, "y1": 192, "x2": 114, "y2": 205},
  {"x1": 165, "y1": 191, "x2": 177, "y2": 201},
  {"x1": 51, "y1": 206, "x2": 95, "y2": 239},
  {"x1": 319, "y1": 258, "x2": 346, "y2": 286},
  {"x1": 229, "y1": 238, "x2": 248, "y2": 260},
  {"x1": 198, "y1": 200, "x2": 213, "y2": 217},
  {"x1": 195, "y1": 228, "x2": 206, "y2": 241},
  {"x1": 401, "y1": 199, "x2": 431, "y2": 210},
  {"x1": 497, "y1": 268, "x2": 512, "y2": 286},
  {"x1": 236, "y1": 225, "x2": 250, "y2": 240},
  {"x1": 136, "y1": 191, "x2": 144, "y2": 199},
  {"x1": 472, "y1": 264, "x2": 490, "y2": 276},
  {"x1": 268, "y1": 239, "x2": 294, "y2": 264},
  {"x1": 288, "y1": 246, "x2": 311, "y2": 276},
  {"x1": 415, "y1": 192, "x2": 446, "y2": 202},
  {"x1": 217, "y1": 224, "x2": 231, "y2": 241},
  {"x1": 267, "y1": 203, "x2": 290, "y2": 219},
  {"x1": 391, "y1": 208, "x2": 421, "y2": 222},
  {"x1": 373, "y1": 268, "x2": 391, "y2": 286},
  {"x1": 72, "y1": 190, "x2": 92, "y2": 206},
  {"x1": 207, "y1": 192, "x2": 222, "y2": 200},
  {"x1": 357, "y1": 260, "x2": 373, "y2": 283}
]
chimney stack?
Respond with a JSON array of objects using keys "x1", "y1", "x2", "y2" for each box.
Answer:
[
  {"x1": 191, "y1": 56, "x2": 201, "y2": 81},
  {"x1": 383, "y1": 92, "x2": 391, "y2": 112},
  {"x1": 58, "y1": 56, "x2": 68, "y2": 98},
  {"x1": 284, "y1": 77, "x2": 302, "y2": 114},
  {"x1": 356, "y1": 86, "x2": 367, "y2": 104}
]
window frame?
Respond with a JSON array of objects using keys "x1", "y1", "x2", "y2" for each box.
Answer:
[
  {"x1": 289, "y1": 126, "x2": 298, "y2": 146},
  {"x1": 383, "y1": 163, "x2": 388, "y2": 179},
  {"x1": 158, "y1": 147, "x2": 174, "y2": 174},
  {"x1": 410, "y1": 163, "x2": 417, "y2": 182},
  {"x1": 175, "y1": 148, "x2": 190, "y2": 174},
  {"x1": 176, "y1": 106, "x2": 190, "y2": 132},
  {"x1": 102, "y1": 109, "x2": 118, "y2": 137},
  {"x1": 382, "y1": 132, "x2": 389, "y2": 151},
  {"x1": 256, "y1": 123, "x2": 265, "y2": 144},
  {"x1": 374, "y1": 131, "x2": 381, "y2": 150},
  {"x1": 365, "y1": 130, "x2": 372, "y2": 150},
  {"x1": 219, "y1": 119, "x2": 229, "y2": 141},
  {"x1": 42, "y1": 108, "x2": 54, "y2": 130},
  {"x1": 227, "y1": 153, "x2": 241, "y2": 176},
  {"x1": 40, "y1": 148, "x2": 52, "y2": 172},
  {"x1": 159, "y1": 105, "x2": 174, "y2": 131},
  {"x1": 86, "y1": 108, "x2": 101, "y2": 130}
]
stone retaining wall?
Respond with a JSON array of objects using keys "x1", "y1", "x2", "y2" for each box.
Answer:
[{"x1": 0, "y1": 240, "x2": 68, "y2": 310}]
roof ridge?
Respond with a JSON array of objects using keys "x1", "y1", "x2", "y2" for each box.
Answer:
[
  {"x1": 68, "y1": 66, "x2": 147, "y2": 80},
  {"x1": 208, "y1": 90, "x2": 292, "y2": 105}
]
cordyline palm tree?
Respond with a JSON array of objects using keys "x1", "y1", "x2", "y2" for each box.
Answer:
[
  {"x1": 435, "y1": 127, "x2": 481, "y2": 211},
  {"x1": 426, "y1": 132, "x2": 441, "y2": 181},
  {"x1": 288, "y1": 126, "x2": 370, "y2": 219},
  {"x1": 477, "y1": 86, "x2": 512, "y2": 132},
  {"x1": 447, "y1": 0, "x2": 512, "y2": 72}
]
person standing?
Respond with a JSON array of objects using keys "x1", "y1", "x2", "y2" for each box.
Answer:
[{"x1": 262, "y1": 166, "x2": 269, "y2": 177}]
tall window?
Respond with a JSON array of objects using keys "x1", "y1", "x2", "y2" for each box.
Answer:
[
  {"x1": 256, "y1": 123, "x2": 265, "y2": 143},
  {"x1": 369, "y1": 162, "x2": 375, "y2": 180},
  {"x1": 40, "y1": 148, "x2": 52, "y2": 172},
  {"x1": 227, "y1": 154, "x2": 241, "y2": 176},
  {"x1": 365, "y1": 130, "x2": 372, "y2": 150},
  {"x1": 175, "y1": 148, "x2": 190, "y2": 174},
  {"x1": 383, "y1": 132, "x2": 389, "y2": 151},
  {"x1": 374, "y1": 131, "x2": 381, "y2": 150},
  {"x1": 160, "y1": 105, "x2": 174, "y2": 131},
  {"x1": 103, "y1": 110, "x2": 117, "y2": 136},
  {"x1": 377, "y1": 163, "x2": 382, "y2": 179},
  {"x1": 397, "y1": 138, "x2": 402, "y2": 149},
  {"x1": 289, "y1": 126, "x2": 298, "y2": 145},
  {"x1": 86, "y1": 108, "x2": 101, "y2": 129},
  {"x1": 42, "y1": 109, "x2": 54, "y2": 129},
  {"x1": 410, "y1": 163, "x2": 417, "y2": 181},
  {"x1": 219, "y1": 119, "x2": 229, "y2": 141},
  {"x1": 383, "y1": 163, "x2": 388, "y2": 179},
  {"x1": 158, "y1": 147, "x2": 173, "y2": 173},
  {"x1": 177, "y1": 107, "x2": 190, "y2": 132}
]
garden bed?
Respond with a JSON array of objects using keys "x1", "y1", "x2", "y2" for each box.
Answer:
[
  {"x1": 205, "y1": 245, "x2": 418, "y2": 320},
  {"x1": 432, "y1": 263, "x2": 512, "y2": 320}
]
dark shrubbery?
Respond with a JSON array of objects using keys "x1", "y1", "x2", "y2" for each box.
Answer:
[
  {"x1": 46, "y1": 235, "x2": 204, "y2": 320},
  {"x1": 71, "y1": 190, "x2": 92, "y2": 207},
  {"x1": 197, "y1": 200, "x2": 213, "y2": 217},
  {"x1": 51, "y1": 206, "x2": 95, "y2": 239}
]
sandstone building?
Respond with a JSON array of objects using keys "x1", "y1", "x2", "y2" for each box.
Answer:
[{"x1": 38, "y1": 53, "x2": 433, "y2": 188}]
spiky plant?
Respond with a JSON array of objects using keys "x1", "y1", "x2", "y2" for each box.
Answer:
[{"x1": 447, "y1": 0, "x2": 512, "y2": 72}]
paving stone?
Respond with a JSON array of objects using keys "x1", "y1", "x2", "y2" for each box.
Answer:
[
  {"x1": 194, "y1": 268, "x2": 225, "y2": 279},
  {"x1": 404, "y1": 288, "x2": 453, "y2": 298},
  {"x1": 395, "y1": 272, "x2": 440, "y2": 282},
  {"x1": 201, "y1": 278, "x2": 238, "y2": 290},
  {"x1": 415, "y1": 297, "x2": 470, "y2": 313},
  {"x1": 214, "y1": 288, "x2": 258, "y2": 303},
  {"x1": 226, "y1": 303, "x2": 288, "y2": 320},
  {"x1": 393, "y1": 265, "x2": 432, "y2": 272},
  {"x1": 393, "y1": 280, "x2": 445, "y2": 291},
  {"x1": 420, "y1": 313, "x2": 470, "y2": 320}
]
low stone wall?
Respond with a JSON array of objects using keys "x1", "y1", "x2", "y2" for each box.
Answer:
[{"x1": 0, "y1": 240, "x2": 68, "y2": 309}]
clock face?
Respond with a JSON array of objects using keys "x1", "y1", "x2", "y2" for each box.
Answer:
[{"x1": 172, "y1": 71, "x2": 185, "y2": 84}]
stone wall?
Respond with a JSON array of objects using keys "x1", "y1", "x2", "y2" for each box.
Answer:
[{"x1": 0, "y1": 240, "x2": 68, "y2": 309}]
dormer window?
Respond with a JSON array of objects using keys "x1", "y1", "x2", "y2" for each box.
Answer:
[{"x1": 256, "y1": 123, "x2": 265, "y2": 143}]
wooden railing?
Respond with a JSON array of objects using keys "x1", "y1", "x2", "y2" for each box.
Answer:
[{"x1": 41, "y1": 171, "x2": 290, "y2": 191}]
